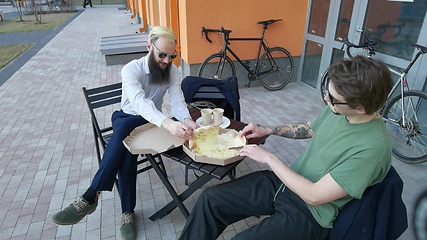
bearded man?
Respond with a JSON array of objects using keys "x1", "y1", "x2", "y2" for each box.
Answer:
[{"x1": 52, "y1": 26, "x2": 198, "y2": 240}]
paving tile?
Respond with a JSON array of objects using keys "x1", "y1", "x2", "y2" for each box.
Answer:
[
  {"x1": 26, "y1": 221, "x2": 44, "y2": 240},
  {"x1": 0, "y1": 227, "x2": 13, "y2": 240},
  {"x1": 12, "y1": 214, "x2": 32, "y2": 237},
  {"x1": 39, "y1": 228, "x2": 57, "y2": 240}
]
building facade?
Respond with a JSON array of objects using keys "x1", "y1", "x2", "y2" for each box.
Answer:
[{"x1": 129, "y1": 0, "x2": 427, "y2": 92}]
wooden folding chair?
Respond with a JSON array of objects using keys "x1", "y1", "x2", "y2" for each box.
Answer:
[{"x1": 82, "y1": 82, "x2": 167, "y2": 191}]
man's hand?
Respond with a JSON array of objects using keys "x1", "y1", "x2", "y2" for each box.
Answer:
[
  {"x1": 238, "y1": 123, "x2": 271, "y2": 139},
  {"x1": 184, "y1": 118, "x2": 198, "y2": 131},
  {"x1": 239, "y1": 144, "x2": 275, "y2": 164},
  {"x1": 162, "y1": 118, "x2": 194, "y2": 140}
]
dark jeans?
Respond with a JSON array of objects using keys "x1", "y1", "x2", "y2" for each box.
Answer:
[
  {"x1": 90, "y1": 110, "x2": 148, "y2": 213},
  {"x1": 83, "y1": 0, "x2": 92, "y2": 7},
  {"x1": 179, "y1": 170, "x2": 330, "y2": 240}
]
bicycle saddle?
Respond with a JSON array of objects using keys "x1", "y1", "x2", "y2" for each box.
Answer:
[{"x1": 257, "y1": 19, "x2": 282, "y2": 26}]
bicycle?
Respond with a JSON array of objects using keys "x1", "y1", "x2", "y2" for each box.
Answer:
[
  {"x1": 199, "y1": 19, "x2": 294, "y2": 91},
  {"x1": 320, "y1": 32, "x2": 427, "y2": 164}
]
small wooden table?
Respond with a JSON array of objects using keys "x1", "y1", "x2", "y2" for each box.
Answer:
[{"x1": 145, "y1": 107, "x2": 267, "y2": 220}]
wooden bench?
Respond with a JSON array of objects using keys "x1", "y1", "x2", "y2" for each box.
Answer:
[{"x1": 100, "y1": 33, "x2": 149, "y2": 66}]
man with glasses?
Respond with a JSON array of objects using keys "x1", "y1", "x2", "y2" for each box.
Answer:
[
  {"x1": 180, "y1": 56, "x2": 395, "y2": 240},
  {"x1": 52, "y1": 26, "x2": 197, "y2": 240}
]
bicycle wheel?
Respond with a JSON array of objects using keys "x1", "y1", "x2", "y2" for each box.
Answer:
[
  {"x1": 414, "y1": 189, "x2": 427, "y2": 240},
  {"x1": 198, "y1": 53, "x2": 236, "y2": 80},
  {"x1": 257, "y1": 47, "x2": 294, "y2": 91},
  {"x1": 382, "y1": 90, "x2": 427, "y2": 163},
  {"x1": 320, "y1": 70, "x2": 329, "y2": 105}
]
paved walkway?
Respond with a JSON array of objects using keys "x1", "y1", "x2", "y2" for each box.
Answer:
[
  {"x1": 0, "y1": 5, "x2": 84, "y2": 86},
  {"x1": 0, "y1": 5, "x2": 425, "y2": 240}
]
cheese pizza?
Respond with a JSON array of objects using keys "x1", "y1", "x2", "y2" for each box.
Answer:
[{"x1": 189, "y1": 126, "x2": 246, "y2": 160}]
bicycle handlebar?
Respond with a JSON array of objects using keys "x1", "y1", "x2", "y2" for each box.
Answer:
[
  {"x1": 342, "y1": 32, "x2": 378, "y2": 58},
  {"x1": 201, "y1": 26, "x2": 232, "y2": 43}
]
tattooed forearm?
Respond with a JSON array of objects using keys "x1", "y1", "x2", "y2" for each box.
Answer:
[{"x1": 267, "y1": 122, "x2": 313, "y2": 139}]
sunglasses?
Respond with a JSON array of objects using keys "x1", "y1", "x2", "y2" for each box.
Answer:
[
  {"x1": 151, "y1": 42, "x2": 178, "y2": 60},
  {"x1": 327, "y1": 90, "x2": 350, "y2": 106},
  {"x1": 325, "y1": 79, "x2": 350, "y2": 106}
]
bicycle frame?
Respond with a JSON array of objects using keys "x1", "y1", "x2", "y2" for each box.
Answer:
[
  {"x1": 207, "y1": 22, "x2": 274, "y2": 77},
  {"x1": 385, "y1": 49, "x2": 424, "y2": 127},
  {"x1": 223, "y1": 36, "x2": 270, "y2": 75},
  {"x1": 386, "y1": 70, "x2": 409, "y2": 127}
]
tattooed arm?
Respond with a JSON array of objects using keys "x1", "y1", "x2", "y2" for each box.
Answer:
[
  {"x1": 239, "y1": 122, "x2": 313, "y2": 139},
  {"x1": 265, "y1": 122, "x2": 313, "y2": 139}
]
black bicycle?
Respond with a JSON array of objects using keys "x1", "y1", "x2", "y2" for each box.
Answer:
[
  {"x1": 199, "y1": 19, "x2": 294, "y2": 91},
  {"x1": 320, "y1": 33, "x2": 427, "y2": 164}
]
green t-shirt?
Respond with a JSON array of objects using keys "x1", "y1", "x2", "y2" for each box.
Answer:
[{"x1": 291, "y1": 107, "x2": 392, "y2": 228}]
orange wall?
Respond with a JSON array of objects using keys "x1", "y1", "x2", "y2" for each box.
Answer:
[
  {"x1": 138, "y1": 0, "x2": 147, "y2": 31},
  {"x1": 133, "y1": 0, "x2": 308, "y2": 65},
  {"x1": 178, "y1": 0, "x2": 308, "y2": 64},
  {"x1": 147, "y1": 0, "x2": 160, "y2": 27}
]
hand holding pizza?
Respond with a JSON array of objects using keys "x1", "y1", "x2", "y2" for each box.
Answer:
[
  {"x1": 162, "y1": 118, "x2": 194, "y2": 140},
  {"x1": 184, "y1": 118, "x2": 199, "y2": 131}
]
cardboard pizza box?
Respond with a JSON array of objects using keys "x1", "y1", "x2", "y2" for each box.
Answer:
[
  {"x1": 124, "y1": 124, "x2": 244, "y2": 166},
  {"x1": 123, "y1": 123, "x2": 185, "y2": 155},
  {"x1": 182, "y1": 128, "x2": 245, "y2": 166}
]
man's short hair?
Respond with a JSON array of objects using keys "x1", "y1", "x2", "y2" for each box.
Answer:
[
  {"x1": 148, "y1": 26, "x2": 176, "y2": 43},
  {"x1": 327, "y1": 55, "x2": 394, "y2": 114}
]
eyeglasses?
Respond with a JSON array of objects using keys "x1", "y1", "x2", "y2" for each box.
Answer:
[
  {"x1": 151, "y1": 42, "x2": 178, "y2": 60},
  {"x1": 325, "y1": 82, "x2": 350, "y2": 106}
]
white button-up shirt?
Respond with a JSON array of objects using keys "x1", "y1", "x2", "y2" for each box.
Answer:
[{"x1": 120, "y1": 54, "x2": 190, "y2": 127}]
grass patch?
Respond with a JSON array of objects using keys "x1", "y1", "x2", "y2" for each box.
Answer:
[
  {"x1": 0, "y1": 43, "x2": 34, "y2": 69},
  {"x1": 0, "y1": 12, "x2": 76, "y2": 33}
]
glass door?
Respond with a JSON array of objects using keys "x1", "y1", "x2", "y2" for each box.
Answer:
[
  {"x1": 300, "y1": 0, "x2": 427, "y2": 92},
  {"x1": 356, "y1": 0, "x2": 427, "y2": 91},
  {"x1": 300, "y1": 0, "x2": 357, "y2": 89}
]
